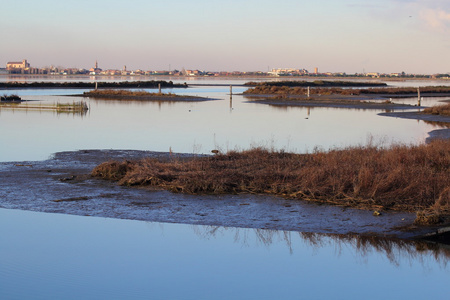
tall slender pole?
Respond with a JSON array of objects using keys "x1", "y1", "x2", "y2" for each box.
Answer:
[
  {"x1": 229, "y1": 85, "x2": 233, "y2": 112},
  {"x1": 158, "y1": 83, "x2": 161, "y2": 94},
  {"x1": 417, "y1": 88, "x2": 421, "y2": 106}
]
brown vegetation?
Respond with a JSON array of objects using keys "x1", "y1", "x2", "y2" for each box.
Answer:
[
  {"x1": 244, "y1": 85, "x2": 450, "y2": 97},
  {"x1": 84, "y1": 89, "x2": 178, "y2": 98},
  {"x1": 244, "y1": 80, "x2": 387, "y2": 88},
  {"x1": 92, "y1": 140, "x2": 450, "y2": 225},
  {"x1": 423, "y1": 103, "x2": 450, "y2": 116}
]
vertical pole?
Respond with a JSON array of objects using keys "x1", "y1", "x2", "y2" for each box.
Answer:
[
  {"x1": 158, "y1": 83, "x2": 161, "y2": 94},
  {"x1": 229, "y1": 85, "x2": 233, "y2": 112},
  {"x1": 95, "y1": 82, "x2": 98, "y2": 90},
  {"x1": 417, "y1": 88, "x2": 421, "y2": 106},
  {"x1": 307, "y1": 86, "x2": 310, "y2": 98}
]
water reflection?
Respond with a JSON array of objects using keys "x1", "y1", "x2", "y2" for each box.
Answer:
[
  {"x1": 0, "y1": 82, "x2": 444, "y2": 163},
  {"x1": 191, "y1": 225, "x2": 450, "y2": 267},
  {"x1": 2, "y1": 208, "x2": 450, "y2": 299},
  {"x1": 424, "y1": 120, "x2": 450, "y2": 129},
  {"x1": 0, "y1": 103, "x2": 88, "y2": 117}
]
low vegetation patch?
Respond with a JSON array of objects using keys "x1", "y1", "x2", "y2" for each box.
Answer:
[
  {"x1": 84, "y1": 89, "x2": 178, "y2": 98},
  {"x1": 244, "y1": 80, "x2": 387, "y2": 87},
  {"x1": 83, "y1": 89, "x2": 210, "y2": 101},
  {"x1": 92, "y1": 140, "x2": 450, "y2": 225},
  {"x1": 422, "y1": 103, "x2": 450, "y2": 116},
  {"x1": 1, "y1": 94, "x2": 22, "y2": 101},
  {"x1": 244, "y1": 85, "x2": 450, "y2": 97}
]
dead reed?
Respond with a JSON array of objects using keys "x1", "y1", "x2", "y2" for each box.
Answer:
[
  {"x1": 422, "y1": 103, "x2": 450, "y2": 116},
  {"x1": 84, "y1": 89, "x2": 175, "y2": 97},
  {"x1": 244, "y1": 85, "x2": 450, "y2": 96},
  {"x1": 92, "y1": 140, "x2": 450, "y2": 225}
]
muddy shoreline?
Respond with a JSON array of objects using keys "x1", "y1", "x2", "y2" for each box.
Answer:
[
  {"x1": 243, "y1": 95, "x2": 422, "y2": 110},
  {"x1": 80, "y1": 94, "x2": 217, "y2": 102},
  {"x1": 1, "y1": 149, "x2": 448, "y2": 241}
]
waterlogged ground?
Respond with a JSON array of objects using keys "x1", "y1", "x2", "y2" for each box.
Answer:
[{"x1": 0, "y1": 149, "x2": 434, "y2": 239}]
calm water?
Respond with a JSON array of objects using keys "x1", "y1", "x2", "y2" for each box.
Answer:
[
  {"x1": 1, "y1": 77, "x2": 448, "y2": 162},
  {"x1": 1, "y1": 76, "x2": 450, "y2": 299},
  {"x1": 1, "y1": 208, "x2": 449, "y2": 300}
]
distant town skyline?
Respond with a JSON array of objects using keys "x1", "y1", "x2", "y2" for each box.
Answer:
[{"x1": 2, "y1": 0, "x2": 450, "y2": 74}]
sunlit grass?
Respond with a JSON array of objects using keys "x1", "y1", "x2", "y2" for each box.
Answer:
[
  {"x1": 423, "y1": 103, "x2": 450, "y2": 116},
  {"x1": 92, "y1": 139, "x2": 450, "y2": 225}
]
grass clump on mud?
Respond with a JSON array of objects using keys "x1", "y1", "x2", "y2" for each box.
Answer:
[
  {"x1": 84, "y1": 89, "x2": 178, "y2": 97},
  {"x1": 83, "y1": 89, "x2": 210, "y2": 101},
  {"x1": 244, "y1": 85, "x2": 450, "y2": 97},
  {"x1": 92, "y1": 140, "x2": 450, "y2": 225},
  {"x1": 422, "y1": 103, "x2": 450, "y2": 116}
]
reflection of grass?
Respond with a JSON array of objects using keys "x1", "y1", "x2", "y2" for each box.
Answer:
[
  {"x1": 92, "y1": 139, "x2": 450, "y2": 225},
  {"x1": 423, "y1": 103, "x2": 450, "y2": 116},
  {"x1": 0, "y1": 101, "x2": 88, "y2": 114},
  {"x1": 194, "y1": 226, "x2": 450, "y2": 264},
  {"x1": 56, "y1": 101, "x2": 88, "y2": 112}
]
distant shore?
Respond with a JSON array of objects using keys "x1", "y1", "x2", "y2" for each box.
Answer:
[{"x1": 0, "y1": 80, "x2": 187, "y2": 90}]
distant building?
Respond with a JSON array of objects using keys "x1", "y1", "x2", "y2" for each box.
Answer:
[
  {"x1": 268, "y1": 68, "x2": 308, "y2": 76},
  {"x1": 366, "y1": 72, "x2": 380, "y2": 78},
  {"x1": 89, "y1": 61, "x2": 102, "y2": 75},
  {"x1": 6, "y1": 59, "x2": 31, "y2": 73}
]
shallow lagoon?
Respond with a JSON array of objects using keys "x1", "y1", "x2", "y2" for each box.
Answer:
[
  {"x1": 1, "y1": 79, "x2": 447, "y2": 162},
  {"x1": 1, "y1": 208, "x2": 449, "y2": 300},
  {"x1": 1, "y1": 77, "x2": 450, "y2": 299}
]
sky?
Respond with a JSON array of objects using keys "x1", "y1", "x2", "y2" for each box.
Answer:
[{"x1": 1, "y1": 0, "x2": 450, "y2": 74}]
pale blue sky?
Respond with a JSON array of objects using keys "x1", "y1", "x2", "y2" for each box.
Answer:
[{"x1": 2, "y1": 0, "x2": 450, "y2": 73}]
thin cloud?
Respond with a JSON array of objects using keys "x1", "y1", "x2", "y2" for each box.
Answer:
[
  {"x1": 420, "y1": 8, "x2": 450, "y2": 32},
  {"x1": 391, "y1": 0, "x2": 450, "y2": 32}
]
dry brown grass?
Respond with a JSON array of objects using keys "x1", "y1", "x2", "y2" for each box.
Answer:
[
  {"x1": 423, "y1": 103, "x2": 450, "y2": 116},
  {"x1": 92, "y1": 140, "x2": 450, "y2": 225},
  {"x1": 84, "y1": 89, "x2": 176, "y2": 97},
  {"x1": 244, "y1": 85, "x2": 450, "y2": 96}
]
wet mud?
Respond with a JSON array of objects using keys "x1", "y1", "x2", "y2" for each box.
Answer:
[{"x1": 0, "y1": 150, "x2": 442, "y2": 239}]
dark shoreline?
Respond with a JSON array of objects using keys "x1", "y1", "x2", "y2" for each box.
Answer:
[
  {"x1": 1, "y1": 149, "x2": 449, "y2": 243},
  {"x1": 0, "y1": 80, "x2": 187, "y2": 90},
  {"x1": 80, "y1": 94, "x2": 217, "y2": 102},
  {"x1": 244, "y1": 96, "x2": 421, "y2": 110}
]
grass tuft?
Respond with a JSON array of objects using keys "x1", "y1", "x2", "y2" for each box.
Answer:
[
  {"x1": 92, "y1": 140, "x2": 450, "y2": 224},
  {"x1": 422, "y1": 103, "x2": 450, "y2": 116}
]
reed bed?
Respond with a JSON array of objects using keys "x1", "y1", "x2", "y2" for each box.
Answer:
[
  {"x1": 244, "y1": 85, "x2": 450, "y2": 96},
  {"x1": 422, "y1": 103, "x2": 450, "y2": 116},
  {"x1": 83, "y1": 89, "x2": 176, "y2": 97},
  {"x1": 92, "y1": 140, "x2": 450, "y2": 225}
]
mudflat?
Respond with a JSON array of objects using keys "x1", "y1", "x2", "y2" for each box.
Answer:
[{"x1": 0, "y1": 149, "x2": 444, "y2": 240}]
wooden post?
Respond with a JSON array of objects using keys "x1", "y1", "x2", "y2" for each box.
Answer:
[
  {"x1": 95, "y1": 82, "x2": 98, "y2": 90},
  {"x1": 307, "y1": 86, "x2": 310, "y2": 98},
  {"x1": 417, "y1": 88, "x2": 421, "y2": 106},
  {"x1": 158, "y1": 83, "x2": 161, "y2": 94},
  {"x1": 229, "y1": 85, "x2": 233, "y2": 111}
]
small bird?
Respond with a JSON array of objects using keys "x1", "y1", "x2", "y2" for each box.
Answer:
[{"x1": 211, "y1": 149, "x2": 220, "y2": 154}]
